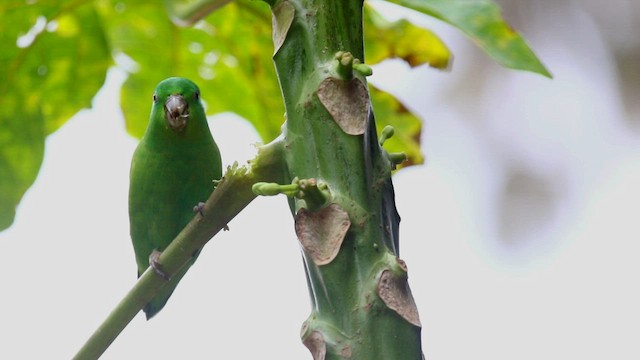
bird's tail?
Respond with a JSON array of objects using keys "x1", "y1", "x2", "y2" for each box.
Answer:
[{"x1": 141, "y1": 253, "x2": 199, "y2": 320}]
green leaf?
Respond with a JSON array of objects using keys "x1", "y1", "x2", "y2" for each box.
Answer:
[
  {"x1": 0, "y1": 99, "x2": 45, "y2": 231},
  {"x1": 0, "y1": 2, "x2": 111, "y2": 231},
  {"x1": 364, "y1": 3, "x2": 451, "y2": 69},
  {"x1": 370, "y1": 86, "x2": 424, "y2": 168},
  {"x1": 387, "y1": 0, "x2": 552, "y2": 77},
  {"x1": 101, "y1": 0, "x2": 284, "y2": 142}
]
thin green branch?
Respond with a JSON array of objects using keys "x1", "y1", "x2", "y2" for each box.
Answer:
[{"x1": 164, "y1": 0, "x2": 234, "y2": 27}]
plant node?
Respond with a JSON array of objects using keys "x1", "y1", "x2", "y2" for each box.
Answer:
[
  {"x1": 334, "y1": 51, "x2": 371, "y2": 79},
  {"x1": 297, "y1": 178, "x2": 331, "y2": 210}
]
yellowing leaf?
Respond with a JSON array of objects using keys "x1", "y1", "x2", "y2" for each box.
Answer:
[
  {"x1": 370, "y1": 86, "x2": 423, "y2": 168},
  {"x1": 364, "y1": 3, "x2": 451, "y2": 69}
]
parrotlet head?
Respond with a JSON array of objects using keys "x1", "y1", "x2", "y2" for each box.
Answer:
[{"x1": 152, "y1": 77, "x2": 204, "y2": 132}]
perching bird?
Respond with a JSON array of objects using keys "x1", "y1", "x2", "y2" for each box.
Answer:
[{"x1": 129, "y1": 77, "x2": 222, "y2": 319}]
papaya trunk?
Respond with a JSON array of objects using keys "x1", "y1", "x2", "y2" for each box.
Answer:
[{"x1": 267, "y1": 0, "x2": 423, "y2": 358}]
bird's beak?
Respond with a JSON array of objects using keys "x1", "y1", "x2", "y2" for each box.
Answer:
[{"x1": 164, "y1": 94, "x2": 189, "y2": 131}]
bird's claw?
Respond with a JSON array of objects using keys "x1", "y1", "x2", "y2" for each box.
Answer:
[
  {"x1": 149, "y1": 249, "x2": 170, "y2": 281},
  {"x1": 193, "y1": 202, "x2": 206, "y2": 219}
]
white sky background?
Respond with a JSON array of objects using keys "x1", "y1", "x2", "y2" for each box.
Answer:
[{"x1": 1, "y1": 1, "x2": 640, "y2": 359}]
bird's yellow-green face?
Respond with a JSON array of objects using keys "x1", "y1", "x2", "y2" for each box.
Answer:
[{"x1": 152, "y1": 77, "x2": 202, "y2": 132}]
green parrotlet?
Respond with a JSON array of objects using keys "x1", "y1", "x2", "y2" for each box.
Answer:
[{"x1": 129, "y1": 77, "x2": 222, "y2": 319}]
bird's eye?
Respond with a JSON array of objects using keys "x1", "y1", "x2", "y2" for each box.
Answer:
[
  {"x1": 153, "y1": 93, "x2": 157, "y2": 102},
  {"x1": 194, "y1": 91, "x2": 200, "y2": 100}
]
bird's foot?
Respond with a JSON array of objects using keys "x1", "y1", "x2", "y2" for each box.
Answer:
[
  {"x1": 193, "y1": 202, "x2": 206, "y2": 219},
  {"x1": 149, "y1": 249, "x2": 170, "y2": 281}
]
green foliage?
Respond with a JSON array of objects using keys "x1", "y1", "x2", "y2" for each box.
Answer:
[
  {"x1": 388, "y1": 0, "x2": 552, "y2": 77},
  {"x1": 0, "y1": 1, "x2": 110, "y2": 230},
  {"x1": 102, "y1": 0, "x2": 285, "y2": 141},
  {"x1": 0, "y1": 0, "x2": 549, "y2": 231}
]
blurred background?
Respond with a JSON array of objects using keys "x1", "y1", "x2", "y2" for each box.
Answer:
[{"x1": 0, "y1": 0, "x2": 639, "y2": 358}]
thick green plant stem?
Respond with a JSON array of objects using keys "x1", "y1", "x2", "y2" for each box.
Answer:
[
  {"x1": 164, "y1": 0, "x2": 234, "y2": 26},
  {"x1": 268, "y1": 0, "x2": 422, "y2": 358},
  {"x1": 73, "y1": 139, "x2": 285, "y2": 360}
]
